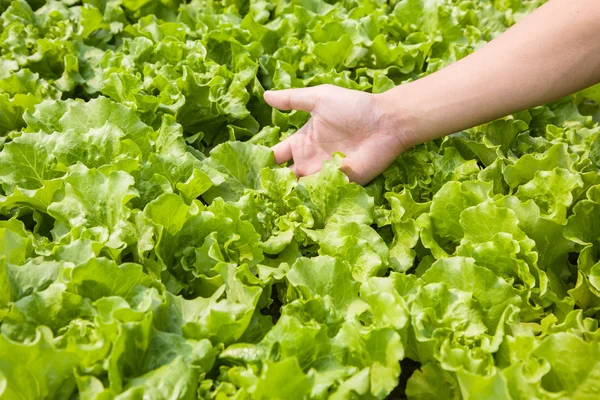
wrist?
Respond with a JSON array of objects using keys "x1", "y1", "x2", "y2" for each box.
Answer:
[{"x1": 373, "y1": 85, "x2": 424, "y2": 152}]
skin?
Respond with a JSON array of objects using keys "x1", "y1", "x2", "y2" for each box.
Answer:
[{"x1": 263, "y1": 0, "x2": 600, "y2": 185}]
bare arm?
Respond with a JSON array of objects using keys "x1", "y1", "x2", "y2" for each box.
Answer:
[
  {"x1": 264, "y1": 0, "x2": 600, "y2": 184},
  {"x1": 384, "y1": 0, "x2": 600, "y2": 147}
]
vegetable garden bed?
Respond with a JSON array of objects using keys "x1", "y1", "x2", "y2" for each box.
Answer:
[{"x1": 0, "y1": 0, "x2": 599, "y2": 398}]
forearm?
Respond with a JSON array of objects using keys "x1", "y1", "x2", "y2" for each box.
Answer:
[{"x1": 380, "y1": 0, "x2": 600, "y2": 147}]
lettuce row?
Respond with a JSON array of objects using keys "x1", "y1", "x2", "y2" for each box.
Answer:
[{"x1": 0, "y1": 0, "x2": 600, "y2": 399}]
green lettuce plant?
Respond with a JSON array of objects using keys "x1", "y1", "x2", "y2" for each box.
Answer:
[{"x1": 0, "y1": 0, "x2": 599, "y2": 398}]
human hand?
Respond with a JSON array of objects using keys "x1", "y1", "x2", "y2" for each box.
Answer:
[{"x1": 263, "y1": 85, "x2": 409, "y2": 185}]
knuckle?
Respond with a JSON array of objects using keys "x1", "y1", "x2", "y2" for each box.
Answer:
[{"x1": 282, "y1": 96, "x2": 292, "y2": 109}]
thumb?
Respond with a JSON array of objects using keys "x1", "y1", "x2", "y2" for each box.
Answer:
[{"x1": 263, "y1": 87, "x2": 319, "y2": 112}]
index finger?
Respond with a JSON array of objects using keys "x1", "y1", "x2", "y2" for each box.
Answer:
[{"x1": 263, "y1": 88, "x2": 318, "y2": 112}]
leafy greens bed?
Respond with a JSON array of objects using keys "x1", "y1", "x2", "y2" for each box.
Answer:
[{"x1": 1, "y1": 0, "x2": 600, "y2": 398}]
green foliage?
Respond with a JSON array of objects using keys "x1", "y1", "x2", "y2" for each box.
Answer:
[{"x1": 1, "y1": 0, "x2": 599, "y2": 399}]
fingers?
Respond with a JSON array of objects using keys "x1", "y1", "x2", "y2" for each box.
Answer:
[
  {"x1": 270, "y1": 118, "x2": 326, "y2": 179},
  {"x1": 340, "y1": 161, "x2": 369, "y2": 186},
  {"x1": 272, "y1": 122, "x2": 310, "y2": 164},
  {"x1": 272, "y1": 136, "x2": 293, "y2": 164},
  {"x1": 289, "y1": 164, "x2": 298, "y2": 177},
  {"x1": 340, "y1": 148, "x2": 396, "y2": 186},
  {"x1": 263, "y1": 87, "x2": 319, "y2": 112},
  {"x1": 290, "y1": 157, "x2": 330, "y2": 180}
]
